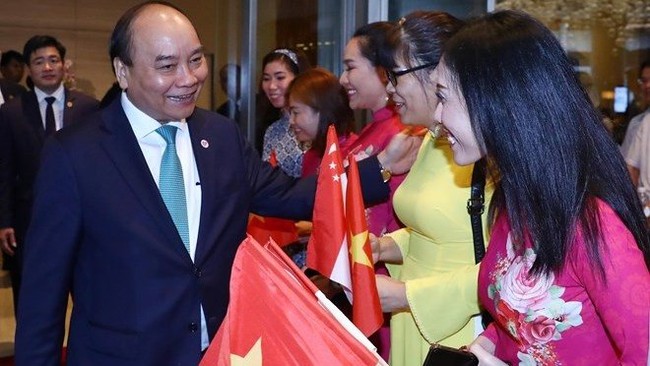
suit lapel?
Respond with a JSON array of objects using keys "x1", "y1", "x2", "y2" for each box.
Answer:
[
  {"x1": 62, "y1": 89, "x2": 75, "y2": 127},
  {"x1": 99, "y1": 99, "x2": 192, "y2": 262},
  {"x1": 187, "y1": 112, "x2": 218, "y2": 264},
  {"x1": 22, "y1": 91, "x2": 45, "y2": 142}
]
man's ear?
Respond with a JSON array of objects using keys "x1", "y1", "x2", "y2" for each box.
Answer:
[{"x1": 113, "y1": 58, "x2": 129, "y2": 90}]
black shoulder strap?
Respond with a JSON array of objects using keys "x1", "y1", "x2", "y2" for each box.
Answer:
[{"x1": 467, "y1": 159, "x2": 486, "y2": 264}]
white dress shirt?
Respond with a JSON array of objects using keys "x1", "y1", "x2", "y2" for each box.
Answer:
[
  {"x1": 120, "y1": 92, "x2": 208, "y2": 350},
  {"x1": 34, "y1": 84, "x2": 65, "y2": 131}
]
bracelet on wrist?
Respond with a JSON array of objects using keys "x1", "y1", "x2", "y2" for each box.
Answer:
[{"x1": 379, "y1": 162, "x2": 392, "y2": 183}]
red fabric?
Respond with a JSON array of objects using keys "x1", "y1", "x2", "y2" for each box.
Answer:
[
  {"x1": 246, "y1": 214, "x2": 298, "y2": 247},
  {"x1": 301, "y1": 133, "x2": 358, "y2": 177},
  {"x1": 200, "y1": 236, "x2": 380, "y2": 365},
  {"x1": 306, "y1": 126, "x2": 382, "y2": 337},
  {"x1": 306, "y1": 126, "x2": 350, "y2": 290},
  {"x1": 268, "y1": 148, "x2": 279, "y2": 167},
  {"x1": 340, "y1": 106, "x2": 404, "y2": 360},
  {"x1": 300, "y1": 148, "x2": 321, "y2": 177},
  {"x1": 346, "y1": 158, "x2": 383, "y2": 337},
  {"x1": 247, "y1": 149, "x2": 299, "y2": 247}
]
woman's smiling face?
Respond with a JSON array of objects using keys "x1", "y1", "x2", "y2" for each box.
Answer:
[
  {"x1": 432, "y1": 60, "x2": 485, "y2": 166},
  {"x1": 262, "y1": 60, "x2": 295, "y2": 108},
  {"x1": 288, "y1": 97, "x2": 320, "y2": 143},
  {"x1": 385, "y1": 55, "x2": 438, "y2": 128},
  {"x1": 340, "y1": 37, "x2": 388, "y2": 112}
]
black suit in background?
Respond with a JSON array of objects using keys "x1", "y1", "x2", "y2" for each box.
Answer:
[
  {"x1": 0, "y1": 87, "x2": 99, "y2": 313},
  {"x1": 0, "y1": 78, "x2": 26, "y2": 102},
  {"x1": 215, "y1": 98, "x2": 240, "y2": 122}
]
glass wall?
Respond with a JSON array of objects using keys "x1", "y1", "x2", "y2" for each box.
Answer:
[
  {"x1": 214, "y1": 0, "x2": 366, "y2": 150},
  {"x1": 212, "y1": 0, "x2": 650, "y2": 148},
  {"x1": 388, "y1": 0, "x2": 488, "y2": 20},
  {"x1": 494, "y1": 0, "x2": 650, "y2": 142},
  {"x1": 231, "y1": 0, "x2": 490, "y2": 149},
  {"x1": 247, "y1": 0, "x2": 356, "y2": 149}
]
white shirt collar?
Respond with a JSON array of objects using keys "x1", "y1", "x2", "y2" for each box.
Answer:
[
  {"x1": 120, "y1": 91, "x2": 188, "y2": 140},
  {"x1": 34, "y1": 84, "x2": 64, "y2": 103}
]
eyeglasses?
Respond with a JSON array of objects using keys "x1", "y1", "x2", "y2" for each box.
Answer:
[{"x1": 387, "y1": 62, "x2": 436, "y2": 87}]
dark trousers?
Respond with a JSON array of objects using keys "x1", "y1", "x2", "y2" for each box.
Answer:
[{"x1": 3, "y1": 235, "x2": 23, "y2": 316}]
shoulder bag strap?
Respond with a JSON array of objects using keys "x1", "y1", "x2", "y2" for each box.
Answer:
[{"x1": 467, "y1": 158, "x2": 486, "y2": 264}]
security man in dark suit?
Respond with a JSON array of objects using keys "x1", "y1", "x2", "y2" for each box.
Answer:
[
  {"x1": 0, "y1": 50, "x2": 27, "y2": 103},
  {"x1": 0, "y1": 36, "x2": 98, "y2": 314}
]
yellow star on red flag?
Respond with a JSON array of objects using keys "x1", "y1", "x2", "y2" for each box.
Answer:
[
  {"x1": 349, "y1": 230, "x2": 373, "y2": 268},
  {"x1": 345, "y1": 157, "x2": 383, "y2": 337},
  {"x1": 230, "y1": 337, "x2": 262, "y2": 366}
]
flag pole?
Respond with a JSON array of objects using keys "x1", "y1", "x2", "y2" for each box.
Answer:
[{"x1": 314, "y1": 291, "x2": 388, "y2": 366}]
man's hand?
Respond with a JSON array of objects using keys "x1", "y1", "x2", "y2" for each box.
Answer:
[
  {"x1": 0, "y1": 227, "x2": 17, "y2": 256},
  {"x1": 294, "y1": 220, "x2": 313, "y2": 237},
  {"x1": 375, "y1": 274, "x2": 409, "y2": 312},
  {"x1": 377, "y1": 127, "x2": 424, "y2": 175}
]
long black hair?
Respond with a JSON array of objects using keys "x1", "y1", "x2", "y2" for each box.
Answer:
[
  {"x1": 352, "y1": 21, "x2": 397, "y2": 70},
  {"x1": 385, "y1": 11, "x2": 463, "y2": 91},
  {"x1": 443, "y1": 10, "x2": 650, "y2": 276}
]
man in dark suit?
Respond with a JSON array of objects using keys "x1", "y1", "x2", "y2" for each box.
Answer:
[
  {"x1": 0, "y1": 78, "x2": 26, "y2": 105},
  {"x1": 215, "y1": 63, "x2": 241, "y2": 124},
  {"x1": 1, "y1": 50, "x2": 25, "y2": 84},
  {"x1": 0, "y1": 50, "x2": 27, "y2": 104},
  {"x1": 14, "y1": 2, "x2": 417, "y2": 365},
  {"x1": 0, "y1": 36, "x2": 98, "y2": 315}
]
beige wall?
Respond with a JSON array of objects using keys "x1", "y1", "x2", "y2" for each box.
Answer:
[{"x1": 0, "y1": 0, "x2": 226, "y2": 109}]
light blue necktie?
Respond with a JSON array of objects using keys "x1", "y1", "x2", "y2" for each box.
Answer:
[{"x1": 156, "y1": 125, "x2": 190, "y2": 252}]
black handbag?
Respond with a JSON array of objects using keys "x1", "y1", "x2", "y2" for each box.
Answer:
[
  {"x1": 423, "y1": 344, "x2": 478, "y2": 366},
  {"x1": 422, "y1": 159, "x2": 487, "y2": 366}
]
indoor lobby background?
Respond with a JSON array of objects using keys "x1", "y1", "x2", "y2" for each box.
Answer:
[{"x1": 1, "y1": 0, "x2": 649, "y2": 358}]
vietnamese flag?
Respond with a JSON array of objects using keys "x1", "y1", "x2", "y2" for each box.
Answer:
[
  {"x1": 306, "y1": 126, "x2": 351, "y2": 295},
  {"x1": 346, "y1": 157, "x2": 383, "y2": 337},
  {"x1": 200, "y1": 236, "x2": 386, "y2": 365},
  {"x1": 247, "y1": 214, "x2": 298, "y2": 247},
  {"x1": 247, "y1": 149, "x2": 299, "y2": 247}
]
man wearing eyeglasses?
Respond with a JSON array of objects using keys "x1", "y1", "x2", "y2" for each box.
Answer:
[{"x1": 0, "y1": 35, "x2": 98, "y2": 315}]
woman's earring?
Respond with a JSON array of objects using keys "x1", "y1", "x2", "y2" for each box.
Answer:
[{"x1": 430, "y1": 122, "x2": 443, "y2": 138}]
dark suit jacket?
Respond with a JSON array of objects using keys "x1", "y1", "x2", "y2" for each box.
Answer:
[
  {"x1": 0, "y1": 88, "x2": 98, "y2": 243},
  {"x1": 0, "y1": 78, "x2": 26, "y2": 102},
  {"x1": 215, "y1": 98, "x2": 239, "y2": 120},
  {"x1": 15, "y1": 97, "x2": 388, "y2": 366}
]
